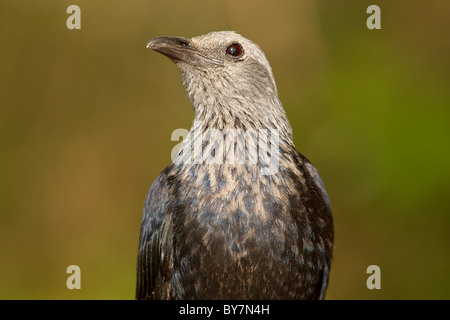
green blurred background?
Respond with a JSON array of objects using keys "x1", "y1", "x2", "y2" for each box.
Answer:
[{"x1": 1, "y1": 0, "x2": 449, "y2": 299}]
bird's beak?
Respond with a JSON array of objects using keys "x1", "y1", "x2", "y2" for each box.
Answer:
[{"x1": 146, "y1": 36, "x2": 223, "y2": 67}]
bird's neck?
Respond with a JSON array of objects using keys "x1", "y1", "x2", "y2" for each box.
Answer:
[
  {"x1": 188, "y1": 90, "x2": 294, "y2": 141},
  {"x1": 173, "y1": 93, "x2": 297, "y2": 171},
  {"x1": 182, "y1": 69, "x2": 294, "y2": 142}
]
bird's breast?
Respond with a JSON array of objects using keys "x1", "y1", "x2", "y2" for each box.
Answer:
[{"x1": 172, "y1": 163, "x2": 303, "y2": 261}]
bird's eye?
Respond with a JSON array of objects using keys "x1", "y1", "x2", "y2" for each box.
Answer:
[{"x1": 226, "y1": 43, "x2": 243, "y2": 57}]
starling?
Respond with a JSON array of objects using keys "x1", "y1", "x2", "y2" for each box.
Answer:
[{"x1": 136, "y1": 31, "x2": 334, "y2": 299}]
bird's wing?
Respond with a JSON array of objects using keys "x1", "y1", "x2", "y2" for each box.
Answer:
[
  {"x1": 303, "y1": 157, "x2": 334, "y2": 300},
  {"x1": 295, "y1": 154, "x2": 334, "y2": 300},
  {"x1": 136, "y1": 167, "x2": 174, "y2": 300}
]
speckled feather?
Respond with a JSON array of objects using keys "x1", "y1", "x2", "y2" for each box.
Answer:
[{"x1": 136, "y1": 31, "x2": 333, "y2": 300}]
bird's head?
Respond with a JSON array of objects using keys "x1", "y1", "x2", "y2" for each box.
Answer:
[{"x1": 147, "y1": 31, "x2": 292, "y2": 137}]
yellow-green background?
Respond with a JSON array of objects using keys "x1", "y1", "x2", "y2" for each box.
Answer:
[{"x1": 1, "y1": 0, "x2": 449, "y2": 299}]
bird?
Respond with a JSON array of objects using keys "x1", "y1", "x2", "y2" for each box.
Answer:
[{"x1": 136, "y1": 31, "x2": 334, "y2": 300}]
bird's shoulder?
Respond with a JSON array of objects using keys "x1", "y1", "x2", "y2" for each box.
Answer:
[
  {"x1": 143, "y1": 165, "x2": 176, "y2": 216},
  {"x1": 292, "y1": 151, "x2": 332, "y2": 211}
]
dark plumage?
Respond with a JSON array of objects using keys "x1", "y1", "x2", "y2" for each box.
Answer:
[{"x1": 136, "y1": 31, "x2": 334, "y2": 300}]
